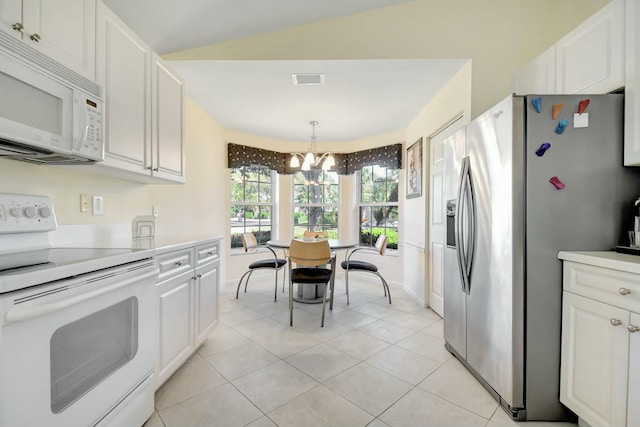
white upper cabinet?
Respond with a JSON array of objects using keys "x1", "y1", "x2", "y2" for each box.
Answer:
[
  {"x1": 151, "y1": 53, "x2": 185, "y2": 183},
  {"x1": 95, "y1": 1, "x2": 185, "y2": 184},
  {"x1": 0, "y1": 0, "x2": 96, "y2": 80},
  {"x1": 96, "y1": 1, "x2": 151, "y2": 177},
  {"x1": 555, "y1": 0, "x2": 625, "y2": 94},
  {"x1": 512, "y1": 45, "x2": 556, "y2": 95},
  {"x1": 625, "y1": 0, "x2": 640, "y2": 166},
  {"x1": 513, "y1": 0, "x2": 624, "y2": 96}
]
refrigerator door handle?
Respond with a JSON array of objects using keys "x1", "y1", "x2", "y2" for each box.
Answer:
[
  {"x1": 456, "y1": 156, "x2": 471, "y2": 294},
  {"x1": 464, "y1": 162, "x2": 476, "y2": 294}
]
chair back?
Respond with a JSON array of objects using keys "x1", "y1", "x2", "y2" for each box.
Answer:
[
  {"x1": 241, "y1": 232, "x2": 259, "y2": 252},
  {"x1": 289, "y1": 239, "x2": 331, "y2": 266},
  {"x1": 303, "y1": 230, "x2": 328, "y2": 239},
  {"x1": 375, "y1": 234, "x2": 388, "y2": 255}
]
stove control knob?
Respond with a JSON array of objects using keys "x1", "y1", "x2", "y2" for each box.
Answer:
[
  {"x1": 9, "y1": 207, "x2": 21, "y2": 217},
  {"x1": 39, "y1": 207, "x2": 52, "y2": 218},
  {"x1": 24, "y1": 207, "x2": 36, "y2": 218}
]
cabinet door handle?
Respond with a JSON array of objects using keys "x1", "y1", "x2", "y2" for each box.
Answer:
[
  {"x1": 12, "y1": 22, "x2": 24, "y2": 32},
  {"x1": 152, "y1": 167, "x2": 159, "y2": 172},
  {"x1": 628, "y1": 324, "x2": 640, "y2": 333},
  {"x1": 29, "y1": 33, "x2": 40, "y2": 42},
  {"x1": 196, "y1": 274, "x2": 202, "y2": 279},
  {"x1": 619, "y1": 288, "x2": 631, "y2": 296},
  {"x1": 175, "y1": 260, "x2": 182, "y2": 266},
  {"x1": 610, "y1": 318, "x2": 622, "y2": 326}
]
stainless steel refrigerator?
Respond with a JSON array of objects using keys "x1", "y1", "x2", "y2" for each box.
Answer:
[{"x1": 443, "y1": 94, "x2": 640, "y2": 421}]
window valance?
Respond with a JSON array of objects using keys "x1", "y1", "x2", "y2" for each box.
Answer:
[
  {"x1": 227, "y1": 143, "x2": 286, "y2": 173},
  {"x1": 227, "y1": 142, "x2": 403, "y2": 175}
]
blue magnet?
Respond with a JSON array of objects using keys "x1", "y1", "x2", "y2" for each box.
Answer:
[
  {"x1": 536, "y1": 143, "x2": 551, "y2": 157},
  {"x1": 555, "y1": 119, "x2": 569, "y2": 134},
  {"x1": 532, "y1": 97, "x2": 542, "y2": 113}
]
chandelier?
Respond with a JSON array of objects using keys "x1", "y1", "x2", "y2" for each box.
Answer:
[{"x1": 289, "y1": 121, "x2": 335, "y2": 171}]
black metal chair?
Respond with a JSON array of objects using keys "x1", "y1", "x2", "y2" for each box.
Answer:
[
  {"x1": 341, "y1": 234, "x2": 391, "y2": 305},
  {"x1": 236, "y1": 232, "x2": 286, "y2": 302},
  {"x1": 288, "y1": 239, "x2": 334, "y2": 327}
]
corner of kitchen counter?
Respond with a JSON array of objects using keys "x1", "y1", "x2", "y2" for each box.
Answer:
[{"x1": 558, "y1": 250, "x2": 640, "y2": 274}]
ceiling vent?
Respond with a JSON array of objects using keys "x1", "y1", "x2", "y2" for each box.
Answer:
[{"x1": 292, "y1": 73, "x2": 325, "y2": 85}]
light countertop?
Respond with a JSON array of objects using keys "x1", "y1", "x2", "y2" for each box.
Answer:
[{"x1": 558, "y1": 251, "x2": 640, "y2": 275}]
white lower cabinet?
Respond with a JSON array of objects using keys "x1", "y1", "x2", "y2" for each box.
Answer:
[
  {"x1": 560, "y1": 292, "x2": 629, "y2": 427},
  {"x1": 628, "y1": 312, "x2": 640, "y2": 427},
  {"x1": 155, "y1": 239, "x2": 220, "y2": 388},
  {"x1": 560, "y1": 257, "x2": 640, "y2": 427}
]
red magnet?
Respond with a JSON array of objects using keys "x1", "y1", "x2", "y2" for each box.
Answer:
[
  {"x1": 550, "y1": 176, "x2": 565, "y2": 190},
  {"x1": 552, "y1": 103, "x2": 564, "y2": 120},
  {"x1": 578, "y1": 99, "x2": 590, "y2": 115}
]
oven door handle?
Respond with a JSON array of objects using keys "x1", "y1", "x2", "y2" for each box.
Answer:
[{"x1": 5, "y1": 269, "x2": 157, "y2": 323}]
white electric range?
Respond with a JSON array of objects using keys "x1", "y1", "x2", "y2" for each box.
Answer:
[{"x1": 0, "y1": 193, "x2": 158, "y2": 427}]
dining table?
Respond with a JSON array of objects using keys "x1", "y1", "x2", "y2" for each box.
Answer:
[{"x1": 266, "y1": 239, "x2": 359, "y2": 305}]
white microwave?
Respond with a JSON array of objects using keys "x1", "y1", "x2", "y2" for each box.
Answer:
[{"x1": 0, "y1": 37, "x2": 103, "y2": 164}]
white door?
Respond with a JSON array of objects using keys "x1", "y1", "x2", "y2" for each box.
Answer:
[{"x1": 428, "y1": 117, "x2": 463, "y2": 316}]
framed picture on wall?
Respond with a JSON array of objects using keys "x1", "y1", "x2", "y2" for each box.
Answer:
[{"x1": 406, "y1": 138, "x2": 423, "y2": 199}]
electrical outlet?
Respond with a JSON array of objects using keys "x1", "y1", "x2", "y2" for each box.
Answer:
[
  {"x1": 80, "y1": 194, "x2": 90, "y2": 213},
  {"x1": 92, "y1": 195, "x2": 104, "y2": 215},
  {"x1": 152, "y1": 206, "x2": 158, "y2": 217}
]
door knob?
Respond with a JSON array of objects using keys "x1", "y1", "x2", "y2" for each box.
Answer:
[
  {"x1": 619, "y1": 288, "x2": 631, "y2": 296},
  {"x1": 12, "y1": 22, "x2": 23, "y2": 32},
  {"x1": 610, "y1": 318, "x2": 622, "y2": 326},
  {"x1": 628, "y1": 324, "x2": 640, "y2": 333},
  {"x1": 29, "y1": 33, "x2": 40, "y2": 42}
]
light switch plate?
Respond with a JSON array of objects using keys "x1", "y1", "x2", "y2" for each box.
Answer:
[{"x1": 92, "y1": 195, "x2": 104, "y2": 215}]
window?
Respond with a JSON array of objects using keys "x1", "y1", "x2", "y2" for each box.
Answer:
[
  {"x1": 293, "y1": 170, "x2": 339, "y2": 238},
  {"x1": 359, "y1": 165, "x2": 399, "y2": 249},
  {"x1": 230, "y1": 166, "x2": 274, "y2": 248}
]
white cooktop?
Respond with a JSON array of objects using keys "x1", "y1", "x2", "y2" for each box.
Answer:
[{"x1": 0, "y1": 193, "x2": 155, "y2": 294}]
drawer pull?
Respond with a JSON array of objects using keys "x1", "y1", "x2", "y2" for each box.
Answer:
[
  {"x1": 619, "y1": 288, "x2": 631, "y2": 296},
  {"x1": 207, "y1": 251, "x2": 214, "y2": 256},
  {"x1": 610, "y1": 318, "x2": 622, "y2": 326},
  {"x1": 628, "y1": 325, "x2": 640, "y2": 333},
  {"x1": 175, "y1": 261, "x2": 183, "y2": 266}
]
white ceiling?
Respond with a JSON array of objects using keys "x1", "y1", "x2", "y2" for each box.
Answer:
[
  {"x1": 170, "y1": 59, "x2": 467, "y2": 142},
  {"x1": 103, "y1": 0, "x2": 467, "y2": 142}
]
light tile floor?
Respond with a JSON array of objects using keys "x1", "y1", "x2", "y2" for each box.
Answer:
[{"x1": 144, "y1": 276, "x2": 579, "y2": 427}]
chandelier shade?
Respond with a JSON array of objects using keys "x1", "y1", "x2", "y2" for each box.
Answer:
[{"x1": 289, "y1": 121, "x2": 335, "y2": 171}]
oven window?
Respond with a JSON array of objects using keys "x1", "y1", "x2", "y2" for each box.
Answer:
[{"x1": 50, "y1": 297, "x2": 138, "y2": 413}]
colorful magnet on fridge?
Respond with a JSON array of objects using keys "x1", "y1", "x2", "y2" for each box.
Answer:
[
  {"x1": 552, "y1": 103, "x2": 564, "y2": 120},
  {"x1": 535, "y1": 143, "x2": 551, "y2": 157},
  {"x1": 532, "y1": 97, "x2": 542, "y2": 113},
  {"x1": 578, "y1": 99, "x2": 590, "y2": 115},
  {"x1": 550, "y1": 176, "x2": 565, "y2": 190},
  {"x1": 555, "y1": 119, "x2": 570, "y2": 134}
]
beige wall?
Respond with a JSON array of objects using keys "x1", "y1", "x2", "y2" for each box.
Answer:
[{"x1": 164, "y1": 0, "x2": 609, "y2": 118}]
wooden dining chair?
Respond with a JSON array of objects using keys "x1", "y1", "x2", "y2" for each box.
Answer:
[
  {"x1": 288, "y1": 239, "x2": 334, "y2": 327},
  {"x1": 236, "y1": 232, "x2": 287, "y2": 302},
  {"x1": 341, "y1": 234, "x2": 391, "y2": 305}
]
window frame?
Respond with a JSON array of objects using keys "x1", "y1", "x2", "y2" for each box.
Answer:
[
  {"x1": 230, "y1": 165, "x2": 276, "y2": 249},
  {"x1": 357, "y1": 165, "x2": 399, "y2": 249}
]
